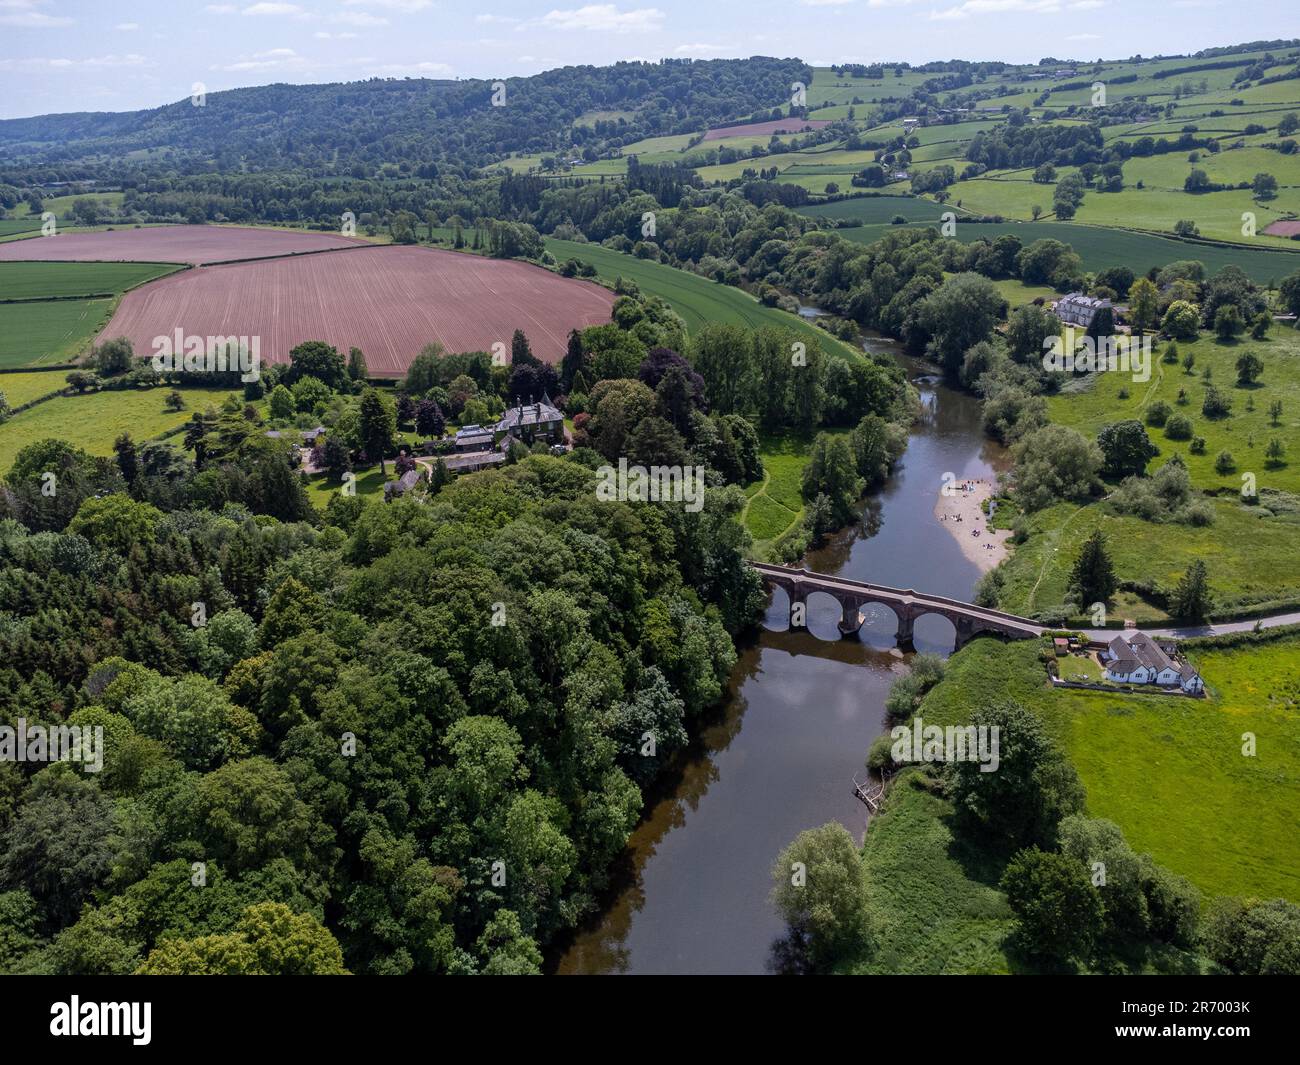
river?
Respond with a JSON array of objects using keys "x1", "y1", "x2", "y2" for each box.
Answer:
[{"x1": 555, "y1": 340, "x2": 1009, "y2": 975}]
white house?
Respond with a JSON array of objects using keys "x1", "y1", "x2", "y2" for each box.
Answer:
[{"x1": 1103, "y1": 632, "x2": 1204, "y2": 693}]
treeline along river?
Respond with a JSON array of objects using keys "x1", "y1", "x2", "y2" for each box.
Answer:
[{"x1": 556, "y1": 340, "x2": 1009, "y2": 974}]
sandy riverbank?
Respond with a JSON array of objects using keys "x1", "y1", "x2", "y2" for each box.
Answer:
[{"x1": 933, "y1": 477, "x2": 1011, "y2": 574}]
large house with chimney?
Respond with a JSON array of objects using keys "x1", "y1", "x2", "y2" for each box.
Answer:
[
  {"x1": 493, "y1": 395, "x2": 564, "y2": 447},
  {"x1": 1102, "y1": 632, "x2": 1204, "y2": 693}
]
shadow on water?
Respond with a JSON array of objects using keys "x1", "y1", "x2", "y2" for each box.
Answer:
[{"x1": 554, "y1": 344, "x2": 1009, "y2": 975}]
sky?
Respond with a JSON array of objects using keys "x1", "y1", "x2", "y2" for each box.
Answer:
[{"x1": 0, "y1": 0, "x2": 1294, "y2": 120}]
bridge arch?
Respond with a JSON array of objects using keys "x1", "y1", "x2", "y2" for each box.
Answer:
[{"x1": 911, "y1": 610, "x2": 959, "y2": 655}]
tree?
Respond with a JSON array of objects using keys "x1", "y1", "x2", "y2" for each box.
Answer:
[
  {"x1": 1068, "y1": 530, "x2": 1117, "y2": 608},
  {"x1": 1265, "y1": 437, "x2": 1286, "y2": 467},
  {"x1": 771, "y1": 823, "x2": 872, "y2": 972},
  {"x1": 1235, "y1": 350, "x2": 1263, "y2": 385},
  {"x1": 113, "y1": 432, "x2": 139, "y2": 486},
  {"x1": 1162, "y1": 300, "x2": 1201, "y2": 340},
  {"x1": 1000, "y1": 848, "x2": 1101, "y2": 964},
  {"x1": 1269, "y1": 399, "x2": 1283, "y2": 426},
  {"x1": 1097, "y1": 420, "x2": 1158, "y2": 478},
  {"x1": 1214, "y1": 304, "x2": 1244, "y2": 340},
  {"x1": 1280, "y1": 269, "x2": 1300, "y2": 318},
  {"x1": 69, "y1": 494, "x2": 162, "y2": 555},
  {"x1": 137, "y1": 903, "x2": 348, "y2": 975},
  {"x1": 1252, "y1": 172, "x2": 1278, "y2": 200},
  {"x1": 917, "y1": 272, "x2": 1008, "y2": 373},
  {"x1": 1171, "y1": 559, "x2": 1213, "y2": 620},
  {"x1": 357, "y1": 387, "x2": 397, "y2": 475},
  {"x1": 93, "y1": 337, "x2": 133, "y2": 377},
  {"x1": 1204, "y1": 897, "x2": 1300, "y2": 975},
  {"x1": 510, "y1": 329, "x2": 539, "y2": 368},
  {"x1": 268, "y1": 384, "x2": 295, "y2": 420},
  {"x1": 286, "y1": 341, "x2": 347, "y2": 390},
  {"x1": 415, "y1": 398, "x2": 445, "y2": 438},
  {"x1": 1012, "y1": 424, "x2": 1103, "y2": 511},
  {"x1": 801, "y1": 434, "x2": 863, "y2": 526},
  {"x1": 1127, "y1": 277, "x2": 1159, "y2": 335},
  {"x1": 560, "y1": 329, "x2": 586, "y2": 392},
  {"x1": 949, "y1": 700, "x2": 1085, "y2": 850},
  {"x1": 347, "y1": 346, "x2": 368, "y2": 384}
]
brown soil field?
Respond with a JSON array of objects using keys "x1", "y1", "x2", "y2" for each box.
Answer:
[
  {"x1": 0, "y1": 225, "x2": 369, "y2": 265},
  {"x1": 1262, "y1": 220, "x2": 1300, "y2": 238},
  {"x1": 702, "y1": 118, "x2": 832, "y2": 141},
  {"x1": 99, "y1": 245, "x2": 614, "y2": 375}
]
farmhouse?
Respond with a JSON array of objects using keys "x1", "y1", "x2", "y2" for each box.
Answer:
[
  {"x1": 1103, "y1": 632, "x2": 1204, "y2": 692},
  {"x1": 1053, "y1": 292, "x2": 1114, "y2": 330},
  {"x1": 494, "y1": 395, "x2": 564, "y2": 447}
]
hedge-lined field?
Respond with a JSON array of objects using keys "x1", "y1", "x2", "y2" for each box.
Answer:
[
  {"x1": 0, "y1": 260, "x2": 180, "y2": 300},
  {"x1": 0, "y1": 297, "x2": 113, "y2": 368},
  {"x1": 916, "y1": 636, "x2": 1300, "y2": 905},
  {"x1": 543, "y1": 237, "x2": 862, "y2": 359}
]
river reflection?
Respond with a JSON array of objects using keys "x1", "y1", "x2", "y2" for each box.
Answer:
[{"x1": 555, "y1": 350, "x2": 1008, "y2": 975}]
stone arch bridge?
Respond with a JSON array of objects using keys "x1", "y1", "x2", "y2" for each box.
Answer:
[{"x1": 749, "y1": 562, "x2": 1043, "y2": 650}]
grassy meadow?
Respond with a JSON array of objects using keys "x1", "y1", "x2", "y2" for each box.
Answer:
[{"x1": 916, "y1": 635, "x2": 1300, "y2": 906}]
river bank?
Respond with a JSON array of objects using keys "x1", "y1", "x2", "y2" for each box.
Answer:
[
  {"x1": 933, "y1": 476, "x2": 1011, "y2": 573},
  {"x1": 554, "y1": 347, "x2": 1010, "y2": 974}
]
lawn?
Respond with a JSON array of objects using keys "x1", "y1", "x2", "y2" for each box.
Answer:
[
  {"x1": 0, "y1": 386, "x2": 241, "y2": 473},
  {"x1": 917, "y1": 636, "x2": 1300, "y2": 905},
  {"x1": 799, "y1": 195, "x2": 947, "y2": 224},
  {"x1": 0, "y1": 297, "x2": 114, "y2": 368},
  {"x1": 303, "y1": 465, "x2": 388, "y2": 513},
  {"x1": 543, "y1": 238, "x2": 863, "y2": 360},
  {"x1": 0, "y1": 261, "x2": 181, "y2": 300}
]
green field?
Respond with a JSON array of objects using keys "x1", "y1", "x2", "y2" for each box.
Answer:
[
  {"x1": 799, "y1": 195, "x2": 946, "y2": 224},
  {"x1": 823, "y1": 217, "x2": 1300, "y2": 284},
  {"x1": 0, "y1": 298, "x2": 114, "y2": 368},
  {"x1": 543, "y1": 238, "x2": 863, "y2": 359},
  {"x1": 0, "y1": 386, "x2": 241, "y2": 473},
  {"x1": 1046, "y1": 331, "x2": 1300, "y2": 495},
  {"x1": 0, "y1": 368, "x2": 69, "y2": 408},
  {"x1": 917, "y1": 636, "x2": 1300, "y2": 905},
  {"x1": 0, "y1": 261, "x2": 181, "y2": 300},
  {"x1": 740, "y1": 432, "x2": 822, "y2": 554},
  {"x1": 855, "y1": 773, "x2": 1017, "y2": 974}
]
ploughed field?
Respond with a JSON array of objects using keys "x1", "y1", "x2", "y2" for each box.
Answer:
[
  {"x1": 0, "y1": 224, "x2": 370, "y2": 265},
  {"x1": 100, "y1": 244, "x2": 615, "y2": 374}
]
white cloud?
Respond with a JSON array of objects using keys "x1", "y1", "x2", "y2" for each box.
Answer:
[
  {"x1": 204, "y1": 4, "x2": 237, "y2": 12},
  {"x1": 241, "y1": 2, "x2": 308, "y2": 15},
  {"x1": 929, "y1": 0, "x2": 1102, "y2": 14},
  {"x1": 535, "y1": 5, "x2": 664, "y2": 34},
  {"x1": 476, "y1": 13, "x2": 520, "y2": 23},
  {"x1": 344, "y1": 0, "x2": 432, "y2": 10},
  {"x1": 800, "y1": 0, "x2": 853, "y2": 6},
  {"x1": 1065, "y1": 32, "x2": 1100, "y2": 40},
  {"x1": 214, "y1": 46, "x2": 308, "y2": 71},
  {"x1": 115, "y1": 21, "x2": 140, "y2": 31},
  {"x1": 315, "y1": 30, "x2": 359, "y2": 38},
  {"x1": 0, "y1": 53, "x2": 147, "y2": 71},
  {"x1": 0, "y1": 0, "x2": 73, "y2": 28}
]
